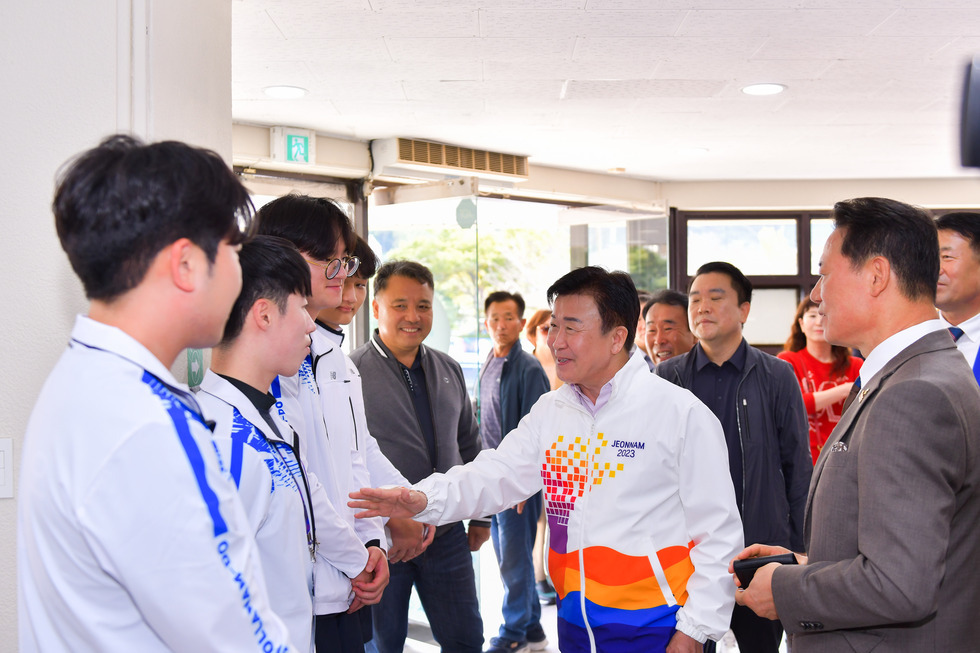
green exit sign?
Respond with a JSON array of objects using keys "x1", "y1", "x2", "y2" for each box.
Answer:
[
  {"x1": 286, "y1": 134, "x2": 310, "y2": 163},
  {"x1": 271, "y1": 127, "x2": 316, "y2": 166}
]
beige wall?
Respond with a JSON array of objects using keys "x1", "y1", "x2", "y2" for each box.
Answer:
[
  {"x1": 0, "y1": 1, "x2": 232, "y2": 650},
  {"x1": 233, "y1": 123, "x2": 980, "y2": 211}
]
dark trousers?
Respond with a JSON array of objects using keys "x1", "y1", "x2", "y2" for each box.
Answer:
[
  {"x1": 365, "y1": 522, "x2": 483, "y2": 653},
  {"x1": 316, "y1": 611, "x2": 365, "y2": 653},
  {"x1": 704, "y1": 604, "x2": 783, "y2": 653}
]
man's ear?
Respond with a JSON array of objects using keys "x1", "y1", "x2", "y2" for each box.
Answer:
[
  {"x1": 372, "y1": 298, "x2": 380, "y2": 319},
  {"x1": 738, "y1": 301, "x2": 751, "y2": 325},
  {"x1": 869, "y1": 256, "x2": 891, "y2": 298},
  {"x1": 250, "y1": 298, "x2": 275, "y2": 331},
  {"x1": 609, "y1": 324, "x2": 628, "y2": 355},
  {"x1": 169, "y1": 238, "x2": 198, "y2": 292}
]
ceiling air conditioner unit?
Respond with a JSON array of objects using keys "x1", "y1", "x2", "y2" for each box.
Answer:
[{"x1": 371, "y1": 138, "x2": 529, "y2": 184}]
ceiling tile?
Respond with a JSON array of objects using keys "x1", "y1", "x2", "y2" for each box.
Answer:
[
  {"x1": 566, "y1": 78, "x2": 727, "y2": 99},
  {"x1": 479, "y1": 10, "x2": 687, "y2": 38},
  {"x1": 675, "y1": 8, "x2": 894, "y2": 37},
  {"x1": 268, "y1": 8, "x2": 479, "y2": 39}
]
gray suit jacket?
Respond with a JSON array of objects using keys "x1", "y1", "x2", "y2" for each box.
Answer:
[{"x1": 772, "y1": 329, "x2": 980, "y2": 653}]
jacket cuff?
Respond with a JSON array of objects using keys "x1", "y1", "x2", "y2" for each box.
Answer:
[{"x1": 674, "y1": 612, "x2": 708, "y2": 644}]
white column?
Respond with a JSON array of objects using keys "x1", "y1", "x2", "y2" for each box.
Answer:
[{"x1": 0, "y1": 1, "x2": 233, "y2": 647}]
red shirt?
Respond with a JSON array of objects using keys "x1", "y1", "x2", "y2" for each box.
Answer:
[{"x1": 777, "y1": 349, "x2": 863, "y2": 463}]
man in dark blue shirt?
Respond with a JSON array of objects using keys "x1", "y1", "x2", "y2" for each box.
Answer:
[
  {"x1": 656, "y1": 261, "x2": 811, "y2": 653},
  {"x1": 479, "y1": 291, "x2": 551, "y2": 653}
]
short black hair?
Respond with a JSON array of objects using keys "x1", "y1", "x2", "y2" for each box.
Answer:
[
  {"x1": 374, "y1": 260, "x2": 434, "y2": 294},
  {"x1": 547, "y1": 266, "x2": 638, "y2": 350},
  {"x1": 53, "y1": 134, "x2": 252, "y2": 301},
  {"x1": 255, "y1": 194, "x2": 354, "y2": 261},
  {"x1": 642, "y1": 289, "x2": 689, "y2": 320},
  {"x1": 484, "y1": 291, "x2": 526, "y2": 317},
  {"x1": 221, "y1": 235, "x2": 311, "y2": 344},
  {"x1": 936, "y1": 211, "x2": 980, "y2": 257},
  {"x1": 352, "y1": 235, "x2": 379, "y2": 279},
  {"x1": 690, "y1": 262, "x2": 753, "y2": 305},
  {"x1": 832, "y1": 197, "x2": 938, "y2": 301}
]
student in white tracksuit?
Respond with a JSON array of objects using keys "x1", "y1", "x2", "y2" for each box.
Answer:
[
  {"x1": 313, "y1": 235, "x2": 433, "y2": 564},
  {"x1": 18, "y1": 136, "x2": 296, "y2": 652},
  {"x1": 197, "y1": 235, "x2": 352, "y2": 652},
  {"x1": 257, "y1": 194, "x2": 389, "y2": 653}
]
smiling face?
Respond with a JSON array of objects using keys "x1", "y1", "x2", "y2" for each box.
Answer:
[
  {"x1": 304, "y1": 238, "x2": 349, "y2": 313},
  {"x1": 373, "y1": 274, "x2": 433, "y2": 363},
  {"x1": 798, "y1": 306, "x2": 826, "y2": 344},
  {"x1": 319, "y1": 273, "x2": 369, "y2": 328},
  {"x1": 268, "y1": 292, "x2": 316, "y2": 376},
  {"x1": 485, "y1": 299, "x2": 525, "y2": 356},
  {"x1": 688, "y1": 271, "x2": 750, "y2": 349},
  {"x1": 547, "y1": 293, "x2": 626, "y2": 401},
  {"x1": 936, "y1": 228, "x2": 980, "y2": 325},
  {"x1": 644, "y1": 302, "x2": 696, "y2": 363}
]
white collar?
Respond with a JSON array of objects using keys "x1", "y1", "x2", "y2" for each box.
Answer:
[
  {"x1": 939, "y1": 310, "x2": 980, "y2": 343},
  {"x1": 71, "y1": 315, "x2": 185, "y2": 392},
  {"x1": 859, "y1": 319, "x2": 944, "y2": 386},
  {"x1": 199, "y1": 370, "x2": 287, "y2": 444}
]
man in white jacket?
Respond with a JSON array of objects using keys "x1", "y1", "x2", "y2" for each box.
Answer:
[
  {"x1": 314, "y1": 235, "x2": 434, "y2": 563},
  {"x1": 199, "y1": 235, "x2": 382, "y2": 652},
  {"x1": 256, "y1": 195, "x2": 389, "y2": 653},
  {"x1": 18, "y1": 136, "x2": 297, "y2": 652},
  {"x1": 352, "y1": 266, "x2": 744, "y2": 653}
]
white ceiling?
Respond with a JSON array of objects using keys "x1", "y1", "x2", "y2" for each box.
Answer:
[{"x1": 232, "y1": 0, "x2": 980, "y2": 182}]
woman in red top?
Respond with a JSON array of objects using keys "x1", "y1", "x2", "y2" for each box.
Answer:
[{"x1": 778, "y1": 297, "x2": 863, "y2": 463}]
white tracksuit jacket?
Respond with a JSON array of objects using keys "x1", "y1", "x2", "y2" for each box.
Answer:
[
  {"x1": 272, "y1": 355, "x2": 369, "y2": 615},
  {"x1": 18, "y1": 316, "x2": 295, "y2": 652},
  {"x1": 414, "y1": 353, "x2": 744, "y2": 652},
  {"x1": 198, "y1": 371, "x2": 317, "y2": 652}
]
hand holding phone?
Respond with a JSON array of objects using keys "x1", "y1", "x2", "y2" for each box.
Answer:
[{"x1": 733, "y1": 553, "x2": 798, "y2": 588}]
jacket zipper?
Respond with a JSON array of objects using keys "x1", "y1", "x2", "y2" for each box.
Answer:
[
  {"x1": 735, "y1": 372, "x2": 750, "y2": 516},
  {"x1": 580, "y1": 418, "x2": 598, "y2": 653}
]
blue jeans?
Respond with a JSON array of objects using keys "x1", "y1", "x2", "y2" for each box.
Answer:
[
  {"x1": 491, "y1": 491, "x2": 543, "y2": 642},
  {"x1": 367, "y1": 521, "x2": 483, "y2": 653}
]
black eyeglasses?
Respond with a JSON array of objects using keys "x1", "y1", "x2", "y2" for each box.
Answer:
[{"x1": 303, "y1": 256, "x2": 360, "y2": 280}]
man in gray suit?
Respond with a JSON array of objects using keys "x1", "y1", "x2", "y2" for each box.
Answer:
[{"x1": 732, "y1": 197, "x2": 980, "y2": 651}]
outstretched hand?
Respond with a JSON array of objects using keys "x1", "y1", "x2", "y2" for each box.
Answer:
[{"x1": 349, "y1": 486, "x2": 428, "y2": 519}]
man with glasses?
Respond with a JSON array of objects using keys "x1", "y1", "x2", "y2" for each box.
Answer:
[
  {"x1": 479, "y1": 291, "x2": 551, "y2": 653},
  {"x1": 257, "y1": 195, "x2": 389, "y2": 653},
  {"x1": 315, "y1": 236, "x2": 434, "y2": 566}
]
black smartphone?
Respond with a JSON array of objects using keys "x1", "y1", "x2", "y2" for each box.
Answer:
[{"x1": 733, "y1": 553, "x2": 798, "y2": 588}]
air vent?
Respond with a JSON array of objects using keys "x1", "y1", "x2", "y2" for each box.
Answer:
[{"x1": 372, "y1": 138, "x2": 529, "y2": 183}]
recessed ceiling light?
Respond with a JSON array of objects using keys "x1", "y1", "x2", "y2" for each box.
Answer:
[
  {"x1": 741, "y1": 83, "x2": 786, "y2": 96},
  {"x1": 263, "y1": 85, "x2": 308, "y2": 99},
  {"x1": 607, "y1": 167, "x2": 626, "y2": 174}
]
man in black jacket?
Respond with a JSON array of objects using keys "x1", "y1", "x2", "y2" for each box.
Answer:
[{"x1": 656, "y1": 261, "x2": 811, "y2": 653}]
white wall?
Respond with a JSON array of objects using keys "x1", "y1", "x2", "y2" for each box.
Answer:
[{"x1": 0, "y1": 1, "x2": 232, "y2": 650}]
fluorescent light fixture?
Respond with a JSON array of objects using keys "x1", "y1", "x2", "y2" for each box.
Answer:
[
  {"x1": 741, "y1": 83, "x2": 786, "y2": 96},
  {"x1": 263, "y1": 85, "x2": 308, "y2": 99}
]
